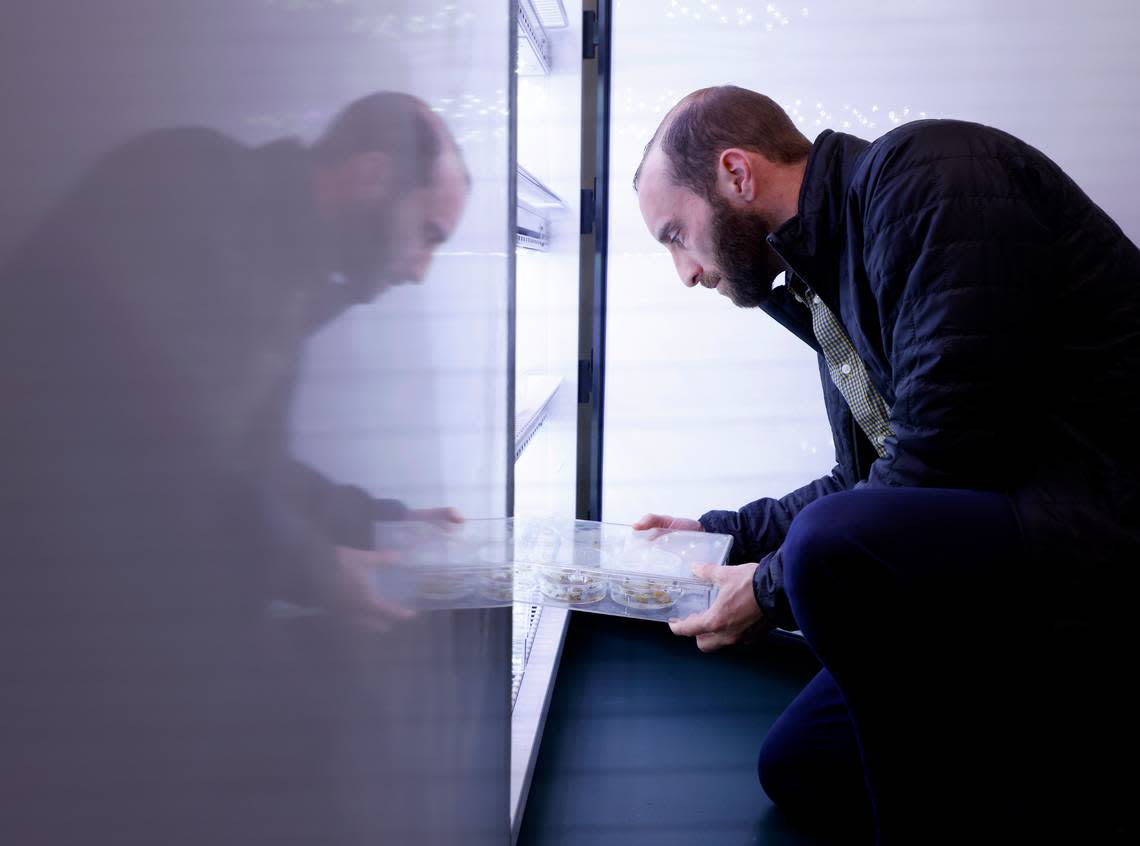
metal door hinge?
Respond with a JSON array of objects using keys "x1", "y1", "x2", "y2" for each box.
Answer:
[
  {"x1": 577, "y1": 355, "x2": 593, "y2": 403},
  {"x1": 580, "y1": 185, "x2": 595, "y2": 234},
  {"x1": 582, "y1": 10, "x2": 599, "y2": 59}
]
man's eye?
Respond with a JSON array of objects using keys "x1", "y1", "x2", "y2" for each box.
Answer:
[{"x1": 670, "y1": 233, "x2": 683, "y2": 247}]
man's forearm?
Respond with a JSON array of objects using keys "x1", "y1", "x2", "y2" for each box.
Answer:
[
  {"x1": 276, "y1": 459, "x2": 403, "y2": 549},
  {"x1": 752, "y1": 546, "x2": 797, "y2": 631}
]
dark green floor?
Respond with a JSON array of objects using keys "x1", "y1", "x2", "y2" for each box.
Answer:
[{"x1": 517, "y1": 613, "x2": 831, "y2": 846}]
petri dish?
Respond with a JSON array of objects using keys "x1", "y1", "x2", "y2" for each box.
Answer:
[
  {"x1": 414, "y1": 569, "x2": 472, "y2": 601},
  {"x1": 609, "y1": 576, "x2": 683, "y2": 610},
  {"x1": 536, "y1": 566, "x2": 607, "y2": 605},
  {"x1": 478, "y1": 565, "x2": 515, "y2": 602}
]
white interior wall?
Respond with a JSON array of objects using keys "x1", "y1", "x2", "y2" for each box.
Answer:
[{"x1": 514, "y1": 4, "x2": 585, "y2": 519}]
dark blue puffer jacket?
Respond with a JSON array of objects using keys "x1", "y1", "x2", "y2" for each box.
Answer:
[{"x1": 699, "y1": 121, "x2": 1140, "y2": 631}]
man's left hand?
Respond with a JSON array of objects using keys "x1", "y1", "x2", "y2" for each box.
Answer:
[
  {"x1": 669, "y1": 562, "x2": 764, "y2": 651},
  {"x1": 406, "y1": 506, "x2": 464, "y2": 526}
]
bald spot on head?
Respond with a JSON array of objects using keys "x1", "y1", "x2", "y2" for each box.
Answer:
[
  {"x1": 632, "y1": 90, "x2": 705, "y2": 193},
  {"x1": 632, "y1": 85, "x2": 810, "y2": 200},
  {"x1": 417, "y1": 103, "x2": 471, "y2": 191}
]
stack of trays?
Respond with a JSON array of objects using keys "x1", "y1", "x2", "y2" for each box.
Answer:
[{"x1": 372, "y1": 517, "x2": 733, "y2": 621}]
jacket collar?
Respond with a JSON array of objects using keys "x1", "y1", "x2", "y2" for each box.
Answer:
[{"x1": 766, "y1": 129, "x2": 870, "y2": 302}]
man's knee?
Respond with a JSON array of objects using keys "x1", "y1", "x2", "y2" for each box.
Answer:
[
  {"x1": 757, "y1": 707, "x2": 874, "y2": 838},
  {"x1": 756, "y1": 718, "x2": 797, "y2": 806},
  {"x1": 783, "y1": 492, "x2": 867, "y2": 605}
]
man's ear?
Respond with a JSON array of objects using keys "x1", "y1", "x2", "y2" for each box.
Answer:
[
  {"x1": 345, "y1": 151, "x2": 392, "y2": 204},
  {"x1": 716, "y1": 148, "x2": 755, "y2": 204}
]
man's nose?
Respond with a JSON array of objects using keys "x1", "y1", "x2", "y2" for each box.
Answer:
[
  {"x1": 675, "y1": 255, "x2": 702, "y2": 288},
  {"x1": 405, "y1": 250, "x2": 432, "y2": 285}
]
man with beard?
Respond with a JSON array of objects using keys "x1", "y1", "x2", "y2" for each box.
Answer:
[
  {"x1": 632, "y1": 85, "x2": 1138, "y2": 843},
  {"x1": 0, "y1": 92, "x2": 469, "y2": 843},
  {"x1": 2, "y1": 90, "x2": 467, "y2": 620}
]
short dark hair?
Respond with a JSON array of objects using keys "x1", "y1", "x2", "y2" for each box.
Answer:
[
  {"x1": 633, "y1": 86, "x2": 810, "y2": 199},
  {"x1": 313, "y1": 91, "x2": 469, "y2": 188}
]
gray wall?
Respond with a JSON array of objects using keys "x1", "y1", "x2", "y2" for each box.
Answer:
[{"x1": 0, "y1": 2, "x2": 511, "y2": 843}]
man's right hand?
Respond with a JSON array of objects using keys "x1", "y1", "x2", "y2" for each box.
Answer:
[
  {"x1": 327, "y1": 546, "x2": 416, "y2": 633},
  {"x1": 632, "y1": 514, "x2": 704, "y2": 533}
]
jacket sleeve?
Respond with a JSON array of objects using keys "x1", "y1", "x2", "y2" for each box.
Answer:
[
  {"x1": 858, "y1": 130, "x2": 1046, "y2": 491},
  {"x1": 752, "y1": 546, "x2": 796, "y2": 632},
  {"x1": 699, "y1": 464, "x2": 855, "y2": 564},
  {"x1": 276, "y1": 459, "x2": 408, "y2": 550},
  {"x1": 254, "y1": 461, "x2": 409, "y2": 606},
  {"x1": 700, "y1": 465, "x2": 855, "y2": 629}
]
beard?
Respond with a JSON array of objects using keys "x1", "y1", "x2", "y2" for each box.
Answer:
[
  {"x1": 707, "y1": 194, "x2": 780, "y2": 308},
  {"x1": 333, "y1": 202, "x2": 401, "y2": 303}
]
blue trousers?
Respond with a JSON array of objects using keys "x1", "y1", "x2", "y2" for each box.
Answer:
[{"x1": 757, "y1": 488, "x2": 1130, "y2": 845}]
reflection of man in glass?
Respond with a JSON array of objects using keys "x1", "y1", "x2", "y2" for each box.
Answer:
[
  {"x1": 3, "y1": 91, "x2": 468, "y2": 621},
  {"x1": 0, "y1": 93, "x2": 470, "y2": 843}
]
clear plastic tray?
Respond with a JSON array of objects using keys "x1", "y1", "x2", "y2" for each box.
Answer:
[{"x1": 371, "y1": 516, "x2": 733, "y2": 620}]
